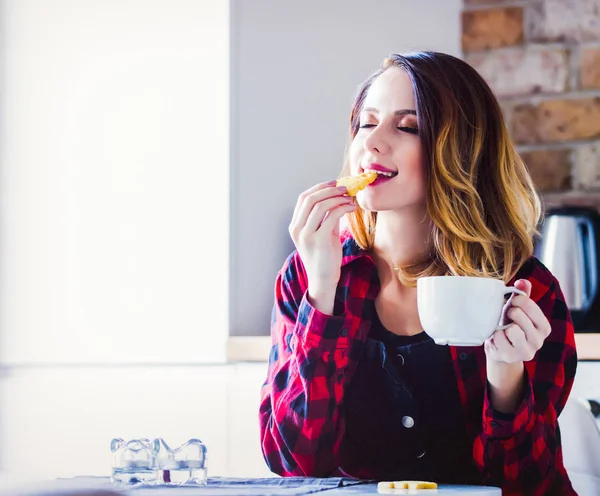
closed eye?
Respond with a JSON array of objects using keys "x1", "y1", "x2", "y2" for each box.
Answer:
[
  {"x1": 398, "y1": 126, "x2": 418, "y2": 135},
  {"x1": 358, "y1": 124, "x2": 419, "y2": 135}
]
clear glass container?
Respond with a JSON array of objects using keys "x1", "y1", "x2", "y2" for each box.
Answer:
[
  {"x1": 156, "y1": 437, "x2": 208, "y2": 485},
  {"x1": 110, "y1": 438, "x2": 160, "y2": 486},
  {"x1": 110, "y1": 437, "x2": 208, "y2": 487}
]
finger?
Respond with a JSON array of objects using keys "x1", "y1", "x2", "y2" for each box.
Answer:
[
  {"x1": 514, "y1": 279, "x2": 532, "y2": 298},
  {"x1": 290, "y1": 181, "x2": 337, "y2": 228},
  {"x1": 319, "y1": 202, "x2": 358, "y2": 234},
  {"x1": 507, "y1": 324, "x2": 538, "y2": 361},
  {"x1": 509, "y1": 296, "x2": 551, "y2": 335},
  {"x1": 507, "y1": 307, "x2": 546, "y2": 350},
  {"x1": 291, "y1": 185, "x2": 348, "y2": 234},
  {"x1": 505, "y1": 324, "x2": 528, "y2": 350},
  {"x1": 491, "y1": 329, "x2": 512, "y2": 353},
  {"x1": 304, "y1": 196, "x2": 354, "y2": 233},
  {"x1": 506, "y1": 306, "x2": 536, "y2": 337},
  {"x1": 484, "y1": 337, "x2": 497, "y2": 355}
]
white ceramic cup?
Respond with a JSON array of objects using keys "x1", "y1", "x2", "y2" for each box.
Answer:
[{"x1": 416, "y1": 276, "x2": 527, "y2": 346}]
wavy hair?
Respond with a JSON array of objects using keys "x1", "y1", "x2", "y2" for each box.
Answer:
[{"x1": 342, "y1": 52, "x2": 541, "y2": 286}]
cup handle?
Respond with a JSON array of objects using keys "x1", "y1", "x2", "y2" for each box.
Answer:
[{"x1": 495, "y1": 286, "x2": 527, "y2": 331}]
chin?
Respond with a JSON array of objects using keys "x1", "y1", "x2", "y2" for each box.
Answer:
[
  {"x1": 358, "y1": 195, "x2": 422, "y2": 213},
  {"x1": 356, "y1": 196, "x2": 397, "y2": 212}
]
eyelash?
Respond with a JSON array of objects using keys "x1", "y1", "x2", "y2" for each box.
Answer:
[{"x1": 359, "y1": 124, "x2": 419, "y2": 135}]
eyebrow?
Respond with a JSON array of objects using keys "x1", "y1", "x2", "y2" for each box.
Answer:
[{"x1": 362, "y1": 107, "x2": 417, "y2": 116}]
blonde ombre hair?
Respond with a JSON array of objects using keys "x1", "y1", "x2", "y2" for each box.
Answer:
[{"x1": 342, "y1": 52, "x2": 542, "y2": 286}]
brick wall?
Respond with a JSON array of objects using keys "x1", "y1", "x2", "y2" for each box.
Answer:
[{"x1": 462, "y1": 0, "x2": 600, "y2": 210}]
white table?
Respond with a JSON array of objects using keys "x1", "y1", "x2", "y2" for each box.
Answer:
[
  {"x1": 325, "y1": 484, "x2": 500, "y2": 495},
  {"x1": 1, "y1": 477, "x2": 501, "y2": 496}
]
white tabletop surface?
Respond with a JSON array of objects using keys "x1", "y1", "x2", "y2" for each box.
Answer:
[
  {"x1": 0, "y1": 477, "x2": 502, "y2": 496},
  {"x1": 326, "y1": 484, "x2": 500, "y2": 495}
]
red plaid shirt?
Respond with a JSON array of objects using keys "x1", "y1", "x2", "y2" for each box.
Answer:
[{"x1": 259, "y1": 230, "x2": 578, "y2": 495}]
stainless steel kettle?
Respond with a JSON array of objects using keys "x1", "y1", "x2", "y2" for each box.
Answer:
[{"x1": 534, "y1": 206, "x2": 600, "y2": 332}]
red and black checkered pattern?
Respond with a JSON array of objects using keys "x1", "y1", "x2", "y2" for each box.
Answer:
[{"x1": 259, "y1": 230, "x2": 577, "y2": 495}]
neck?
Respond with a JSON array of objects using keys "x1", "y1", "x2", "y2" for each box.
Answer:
[{"x1": 372, "y1": 207, "x2": 432, "y2": 282}]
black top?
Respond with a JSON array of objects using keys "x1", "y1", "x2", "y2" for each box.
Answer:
[{"x1": 341, "y1": 311, "x2": 479, "y2": 483}]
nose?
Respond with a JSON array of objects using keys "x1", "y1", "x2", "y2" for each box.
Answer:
[{"x1": 363, "y1": 125, "x2": 391, "y2": 156}]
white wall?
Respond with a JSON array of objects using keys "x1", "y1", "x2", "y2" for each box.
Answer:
[
  {"x1": 230, "y1": 0, "x2": 463, "y2": 336},
  {"x1": 0, "y1": 0, "x2": 232, "y2": 480},
  {"x1": 0, "y1": 0, "x2": 230, "y2": 365}
]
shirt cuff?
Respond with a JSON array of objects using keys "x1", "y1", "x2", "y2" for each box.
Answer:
[
  {"x1": 293, "y1": 291, "x2": 353, "y2": 351},
  {"x1": 483, "y1": 370, "x2": 535, "y2": 440}
]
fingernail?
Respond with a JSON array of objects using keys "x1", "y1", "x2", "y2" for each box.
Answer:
[
  {"x1": 327, "y1": 180, "x2": 338, "y2": 186},
  {"x1": 337, "y1": 186, "x2": 347, "y2": 192}
]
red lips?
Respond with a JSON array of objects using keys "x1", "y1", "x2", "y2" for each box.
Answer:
[{"x1": 362, "y1": 163, "x2": 397, "y2": 175}]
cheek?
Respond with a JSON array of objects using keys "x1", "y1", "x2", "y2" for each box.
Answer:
[
  {"x1": 417, "y1": 162, "x2": 427, "y2": 194},
  {"x1": 415, "y1": 152, "x2": 426, "y2": 185},
  {"x1": 399, "y1": 144, "x2": 424, "y2": 178},
  {"x1": 415, "y1": 159, "x2": 427, "y2": 194}
]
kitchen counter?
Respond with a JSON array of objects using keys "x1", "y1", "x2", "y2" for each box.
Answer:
[
  {"x1": 227, "y1": 334, "x2": 600, "y2": 362},
  {"x1": 574, "y1": 334, "x2": 600, "y2": 360}
]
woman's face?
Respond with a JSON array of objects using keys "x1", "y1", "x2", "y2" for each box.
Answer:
[{"x1": 348, "y1": 67, "x2": 426, "y2": 213}]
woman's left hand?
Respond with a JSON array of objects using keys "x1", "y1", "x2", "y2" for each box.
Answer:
[{"x1": 484, "y1": 279, "x2": 552, "y2": 363}]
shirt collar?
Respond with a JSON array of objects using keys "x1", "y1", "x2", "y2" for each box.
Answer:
[{"x1": 341, "y1": 228, "x2": 375, "y2": 267}]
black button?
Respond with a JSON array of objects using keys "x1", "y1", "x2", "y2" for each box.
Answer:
[
  {"x1": 340, "y1": 328, "x2": 348, "y2": 337},
  {"x1": 417, "y1": 450, "x2": 426, "y2": 459},
  {"x1": 397, "y1": 353, "x2": 405, "y2": 366},
  {"x1": 459, "y1": 352, "x2": 468, "y2": 361}
]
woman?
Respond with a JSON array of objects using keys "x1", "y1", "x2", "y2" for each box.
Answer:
[{"x1": 259, "y1": 52, "x2": 577, "y2": 495}]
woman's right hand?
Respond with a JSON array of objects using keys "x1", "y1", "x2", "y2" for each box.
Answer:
[{"x1": 288, "y1": 180, "x2": 357, "y2": 311}]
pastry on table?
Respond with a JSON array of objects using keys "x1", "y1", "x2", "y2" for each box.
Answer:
[{"x1": 377, "y1": 480, "x2": 438, "y2": 494}]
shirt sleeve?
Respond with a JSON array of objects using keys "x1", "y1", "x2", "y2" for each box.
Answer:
[
  {"x1": 473, "y1": 272, "x2": 578, "y2": 495},
  {"x1": 258, "y1": 252, "x2": 363, "y2": 477}
]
